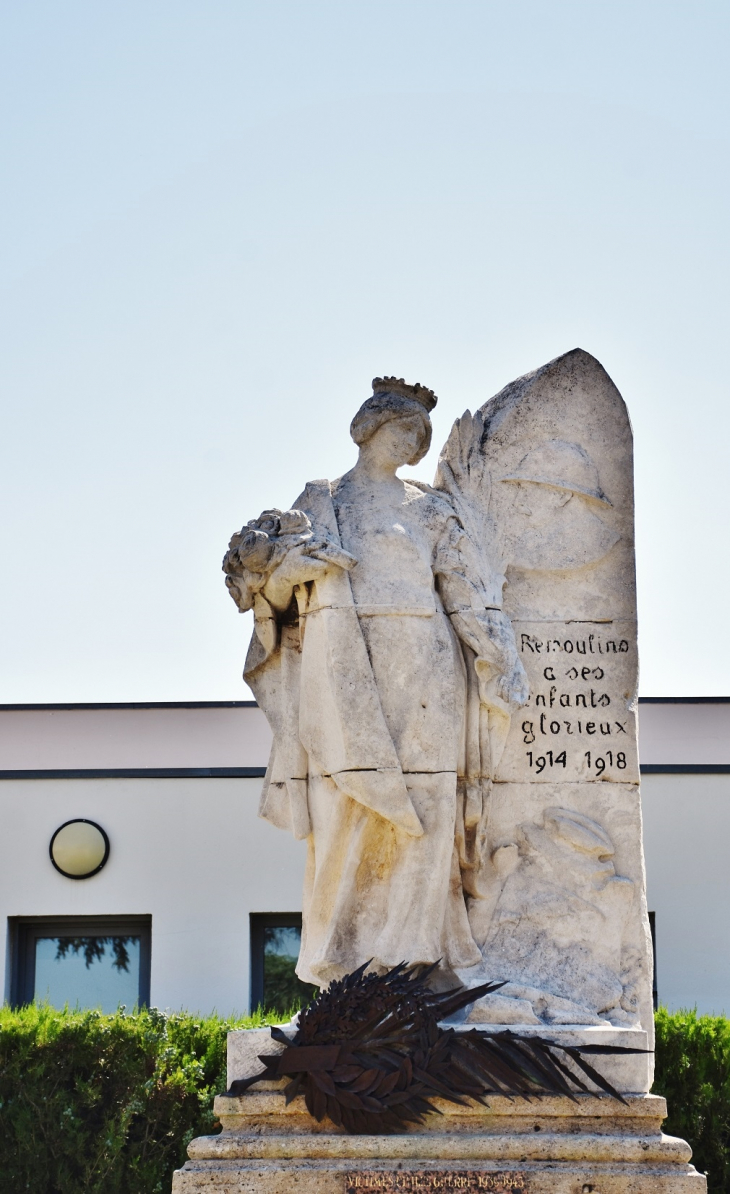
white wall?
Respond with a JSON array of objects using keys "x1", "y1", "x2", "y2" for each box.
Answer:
[
  {"x1": 639, "y1": 701, "x2": 730, "y2": 765},
  {"x1": 0, "y1": 775, "x2": 306, "y2": 1014},
  {"x1": 0, "y1": 705, "x2": 271, "y2": 770},
  {"x1": 642, "y1": 771, "x2": 730, "y2": 1015},
  {"x1": 3, "y1": 703, "x2": 730, "y2": 1017}
]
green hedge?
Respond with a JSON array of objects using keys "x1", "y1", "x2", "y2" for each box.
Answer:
[
  {"x1": 2, "y1": 1005, "x2": 730, "y2": 1193},
  {"x1": 0, "y1": 1004, "x2": 278, "y2": 1194},
  {"x1": 653, "y1": 1007, "x2": 730, "y2": 1191}
]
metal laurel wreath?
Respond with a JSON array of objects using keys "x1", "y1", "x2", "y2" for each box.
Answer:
[{"x1": 224, "y1": 962, "x2": 648, "y2": 1134}]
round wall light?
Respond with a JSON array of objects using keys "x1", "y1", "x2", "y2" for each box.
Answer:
[{"x1": 49, "y1": 819, "x2": 110, "y2": 879}]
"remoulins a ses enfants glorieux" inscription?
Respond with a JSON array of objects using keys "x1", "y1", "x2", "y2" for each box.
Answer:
[{"x1": 495, "y1": 621, "x2": 638, "y2": 785}]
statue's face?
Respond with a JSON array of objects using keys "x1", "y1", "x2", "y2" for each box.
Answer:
[{"x1": 367, "y1": 415, "x2": 427, "y2": 468}]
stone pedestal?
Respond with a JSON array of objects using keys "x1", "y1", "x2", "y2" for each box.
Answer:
[
  {"x1": 172, "y1": 1031, "x2": 705, "y2": 1194},
  {"x1": 174, "y1": 1088, "x2": 704, "y2": 1194},
  {"x1": 195, "y1": 356, "x2": 702, "y2": 1194}
]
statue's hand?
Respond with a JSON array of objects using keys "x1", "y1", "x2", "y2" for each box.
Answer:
[
  {"x1": 497, "y1": 658, "x2": 530, "y2": 709},
  {"x1": 471, "y1": 609, "x2": 529, "y2": 708},
  {"x1": 305, "y1": 540, "x2": 358, "y2": 571},
  {"x1": 262, "y1": 544, "x2": 331, "y2": 609}
]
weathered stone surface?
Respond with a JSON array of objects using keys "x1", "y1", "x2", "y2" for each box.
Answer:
[
  {"x1": 174, "y1": 1164, "x2": 704, "y2": 1194},
  {"x1": 226, "y1": 1026, "x2": 291, "y2": 1091},
  {"x1": 459, "y1": 1025, "x2": 650, "y2": 1095},
  {"x1": 462, "y1": 782, "x2": 652, "y2": 1048},
  {"x1": 441, "y1": 352, "x2": 650, "y2": 1040},
  {"x1": 173, "y1": 1086, "x2": 705, "y2": 1192}
]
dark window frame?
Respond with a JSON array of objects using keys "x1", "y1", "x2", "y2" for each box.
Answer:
[
  {"x1": 8, "y1": 915, "x2": 152, "y2": 1009},
  {"x1": 249, "y1": 912, "x2": 303, "y2": 1011},
  {"x1": 648, "y1": 910, "x2": 657, "y2": 1009}
]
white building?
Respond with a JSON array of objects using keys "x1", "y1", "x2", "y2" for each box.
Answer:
[{"x1": 1, "y1": 698, "x2": 728, "y2": 1016}]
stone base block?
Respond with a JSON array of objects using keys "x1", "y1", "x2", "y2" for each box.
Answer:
[
  {"x1": 173, "y1": 1088, "x2": 706, "y2": 1194},
  {"x1": 225, "y1": 1023, "x2": 652, "y2": 1097},
  {"x1": 458, "y1": 1024, "x2": 652, "y2": 1095}
]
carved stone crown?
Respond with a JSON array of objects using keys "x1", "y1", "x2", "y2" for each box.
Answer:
[{"x1": 372, "y1": 376, "x2": 438, "y2": 412}]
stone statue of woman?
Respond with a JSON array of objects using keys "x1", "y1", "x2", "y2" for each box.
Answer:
[{"x1": 223, "y1": 377, "x2": 528, "y2": 988}]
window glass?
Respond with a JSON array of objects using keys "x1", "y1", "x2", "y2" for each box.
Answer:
[
  {"x1": 263, "y1": 924, "x2": 315, "y2": 1014},
  {"x1": 34, "y1": 935, "x2": 141, "y2": 1013}
]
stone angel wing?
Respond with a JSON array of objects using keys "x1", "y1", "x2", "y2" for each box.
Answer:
[
  {"x1": 433, "y1": 405, "x2": 505, "y2": 601},
  {"x1": 432, "y1": 349, "x2": 629, "y2": 622},
  {"x1": 432, "y1": 347, "x2": 638, "y2": 788}
]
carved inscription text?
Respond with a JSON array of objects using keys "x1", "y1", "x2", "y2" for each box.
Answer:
[
  {"x1": 345, "y1": 1172, "x2": 529, "y2": 1193},
  {"x1": 496, "y1": 621, "x2": 638, "y2": 784}
]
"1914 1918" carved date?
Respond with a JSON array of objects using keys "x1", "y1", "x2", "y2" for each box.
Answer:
[
  {"x1": 524, "y1": 749, "x2": 628, "y2": 774},
  {"x1": 585, "y1": 750, "x2": 626, "y2": 774},
  {"x1": 526, "y1": 750, "x2": 566, "y2": 772}
]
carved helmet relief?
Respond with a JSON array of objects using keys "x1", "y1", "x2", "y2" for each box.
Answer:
[
  {"x1": 499, "y1": 439, "x2": 620, "y2": 572},
  {"x1": 503, "y1": 439, "x2": 612, "y2": 505}
]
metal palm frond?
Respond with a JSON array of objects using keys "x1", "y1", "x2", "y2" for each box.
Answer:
[{"x1": 224, "y1": 962, "x2": 648, "y2": 1134}]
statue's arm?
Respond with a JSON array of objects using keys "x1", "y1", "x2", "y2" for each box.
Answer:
[
  {"x1": 261, "y1": 546, "x2": 330, "y2": 612},
  {"x1": 441, "y1": 588, "x2": 528, "y2": 710},
  {"x1": 224, "y1": 498, "x2": 356, "y2": 616},
  {"x1": 435, "y1": 523, "x2": 529, "y2": 710}
]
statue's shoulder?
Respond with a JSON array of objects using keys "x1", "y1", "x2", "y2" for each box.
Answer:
[
  {"x1": 292, "y1": 479, "x2": 339, "y2": 539},
  {"x1": 403, "y1": 478, "x2": 458, "y2": 520},
  {"x1": 292, "y1": 478, "x2": 330, "y2": 507}
]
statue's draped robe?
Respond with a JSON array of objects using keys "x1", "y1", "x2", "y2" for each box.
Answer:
[{"x1": 245, "y1": 478, "x2": 508, "y2": 986}]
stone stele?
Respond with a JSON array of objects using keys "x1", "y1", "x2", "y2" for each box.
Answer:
[{"x1": 175, "y1": 350, "x2": 704, "y2": 1192}]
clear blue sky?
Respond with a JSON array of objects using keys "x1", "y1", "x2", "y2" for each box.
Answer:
[{"x1": 1, "y1": 1, "x2": 728, "y2": 701}]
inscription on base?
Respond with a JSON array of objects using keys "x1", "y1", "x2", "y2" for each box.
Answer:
[{"x1": 345, "y1": 1172, "x2": 529, "y2": 1193}]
